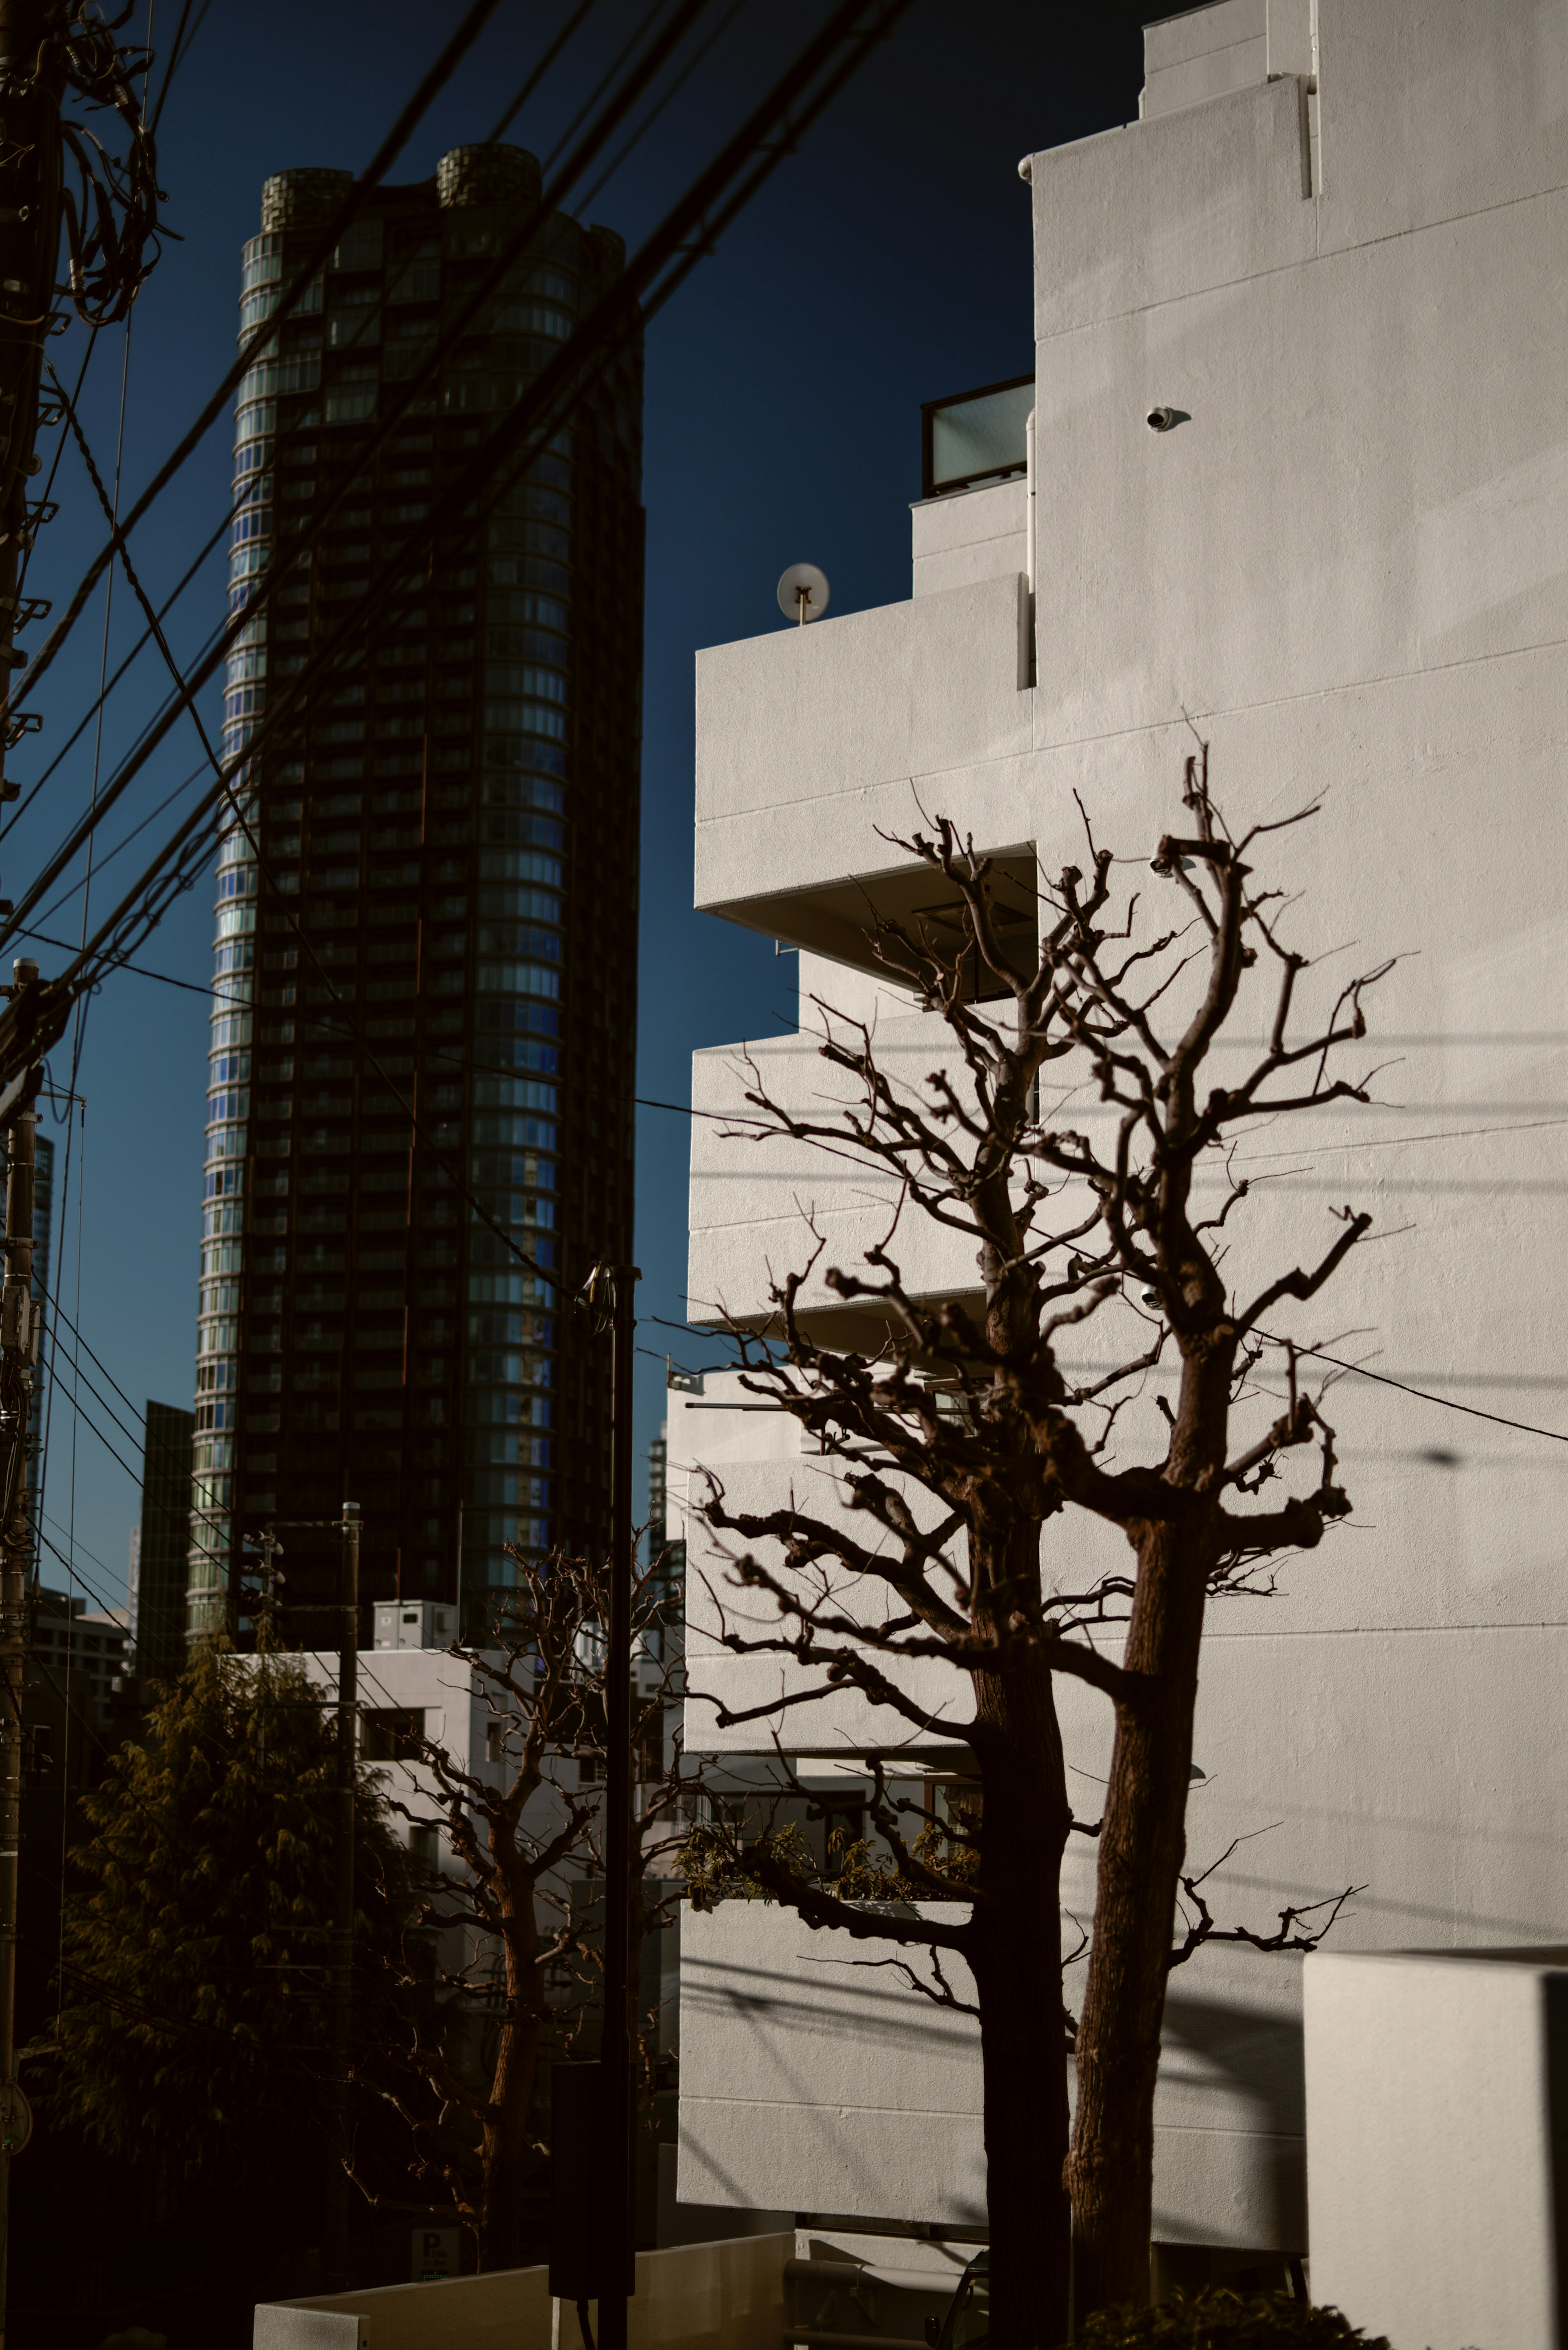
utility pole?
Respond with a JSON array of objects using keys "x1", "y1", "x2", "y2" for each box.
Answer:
[
  {"x1": 0, "y1": 56, "x2": 69, "y2": 2332},
  {"x1": 0, "y1": 960, "x2": 42, "y2": 2350},
  {"x1": 598, "y1": 1264, "x2": 639, "y2": 2350},
  {"x1": 0, "y1": 0, "x2": 63, "y2": 812},
  {"x1": 324, "y1": 1497, "x2": 360, "y2": 2288}
]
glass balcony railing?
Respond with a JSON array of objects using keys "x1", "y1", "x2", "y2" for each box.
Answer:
[{"x1": 920, "y1": 372, "x2": 1034, "y2": 499}]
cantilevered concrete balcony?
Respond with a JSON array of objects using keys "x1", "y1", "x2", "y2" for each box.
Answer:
[
  {"x1": 686, "y1": 998, "x2": 990, "y2": 1340},
  {"x1": 694, "y1": 567, "x2": 1039, "y2": 971}
]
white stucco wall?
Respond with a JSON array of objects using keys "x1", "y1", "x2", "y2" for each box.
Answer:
[
  {"x1": 1305, "y1": 1949, "x2": 1568, "y2": 2350},
  {"x1": 679, "y1": 0, "x2": 1568, "y2": 2267}
]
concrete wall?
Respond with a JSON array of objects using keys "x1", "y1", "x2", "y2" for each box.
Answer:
[
  {"x1": 681, "y1": 1903, "x2": 1311, "y2": 2251},
  {"x1": 256, "y1": 2233, "x2": 791, "y2": 2350},
  {"x1": 681, "y1": 0, "x2": 1568, "y2": 2268},
  {"x1": 1305, "y1": 1950, "x2": 1568, "y2": 2350},
  {"x1": 679, "y1": 1904, "x2": 984, "y2": 2225},
  {"x1": 911, "y1": 479, "x2": 1027, "y2": 600}
]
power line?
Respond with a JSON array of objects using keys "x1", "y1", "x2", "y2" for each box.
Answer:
[
  {"x1": 20, "y1": 0, "x2": 917, "y2": 1013},
  {"x1": 572, "y1": 0, "x2": 750, "y2": 218},
  {"x1": 39, "y1": 1336, "x2": 142, "y2": 1458},
  {"x1": 0, "y1": 0, "x2": 719, "y2": 978},
  {"x1": 28, "y1": 763, "x2": 209, "y2": 928},
  {"x1": 147, "y1": 0, "x2": 214, "y2": 134},
  {"x1": 1259, "y1": 1331, "x2": 1568, "y2": 1447},
  {"x1": 0, "y1": 0, "x2": 911, "y2": 1341},
  {"x1": 14, "y1": 0, "x2": 508, "y2": 713},
  {"x1": 485, "y1": 0, "x2": 604, "y2": 146},
  {"x1": 2, "y1": 0, "x2": 633, "y2": 872},
  {"x1": 40, "y1": 1297, "x2": 146, "y2": 1436},
  {"x1": 0, "y1": 511, "x2": 228, "y2": 848}
]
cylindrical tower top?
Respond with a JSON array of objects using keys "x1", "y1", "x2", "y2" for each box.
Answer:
[
  {"x1": 437, "y1": 144, "x2": 540, "y2": 210},
  {"x1": 261, "y1": 167, "x2": 354, "y2": 233}
]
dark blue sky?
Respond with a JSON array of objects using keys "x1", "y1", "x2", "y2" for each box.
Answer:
[{"x1": 15, "y1": 0, "x2": 1153, "y2": 1607}]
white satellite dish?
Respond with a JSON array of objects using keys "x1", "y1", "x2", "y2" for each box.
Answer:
[{"x1": 777, "y1": 561, "x2": 831, "y2": 626}]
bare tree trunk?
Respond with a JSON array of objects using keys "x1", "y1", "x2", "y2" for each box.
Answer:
[
  {"x1": 1067, "y1": 1512, "x2": 1212, "y2": 2316},
  {"x1": 476, "y1": 1893, "x2": 545, "y2": 2272},
  {"x1": 970, "y1": 1527, "x2": 1073, "y2": 2350}
]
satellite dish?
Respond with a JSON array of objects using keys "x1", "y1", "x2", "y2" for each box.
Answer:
[{"x1": 777, "y1": 562, "x2": 831, "y2": 626}]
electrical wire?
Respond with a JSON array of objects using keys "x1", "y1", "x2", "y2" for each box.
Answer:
[
  {"x1": 40, "y1": 371, "x2": 570, "y2": 1299},
  {"x1": 14, "y1": 328, "x2": 99, "y2": 618},
  {"x1": 0, "y1": 0, "x2": 921, "y2": 1540},
  {"x1": 541, "y1": 0, "x2": 687, "y2": 172},
  {"x1": 483, "y1": 0, "x2": 603, "y2": 146},
  {"x1": 41, "y1": 1292, "x2": 145, "y2": 1432},
  {"x1": 2, "y1": 0, "x2": 625, "y2": 867},
  {"x1": 0, "y1": 0, "x2": 755, "y2": 1301},
  {"x1": 16, "y1": 0, "x2": 508, "y2": 713},
  {"x1": 59, "y1": 301, "x2": 136, "y2": 1131},
  {"x1": 56, "y1": 1069, "x2": 89, "y2": 1991},
  {"x1": 8, "y1": 921, "x2": 221, "y2": 994},
  {"x1": 5, "y1": 0, "x2": 915, "y2": 1015},
  {"x1": 146, "y1": 0, "x2": 212, "y2": 134},
  {"x1": 571, "y1": 0, "x2": 751, "y2": 218},
  {"x1": 27, "y1": 760, "x2": 208, "y2": 926},
  {"x1": 0, "y1": 511, "x2": 229, "y2": 847},
  {"x1": 12, "y1": 0, "x2": 510, "y2": 724},
  {"x1": 39, "y1": 1333, "x2": 141, "y2": 1456},
  {"x1": 0, "y1": 0, "x2": 716, "y2": 960}
]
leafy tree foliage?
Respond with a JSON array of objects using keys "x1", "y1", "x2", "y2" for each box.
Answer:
[
  {"x1": 1076, "y1": 2290, "x2": 1391, "y2": 2348},
  {"x1": 50, "y1": 1641, "x2": 412, "y2": 2192}
]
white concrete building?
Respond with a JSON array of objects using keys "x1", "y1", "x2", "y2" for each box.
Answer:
[
  {"x1": 290, "y1": 1620, "x2": 596, "y2": 1885},
  {"x1": 675, "y1": 0, "x2": 1568, "y2": 2297}
]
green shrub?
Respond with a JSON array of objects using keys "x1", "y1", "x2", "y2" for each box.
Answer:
[{"x1": 1075, "y1": 2288, "x2": 1391, "y2": 2349}]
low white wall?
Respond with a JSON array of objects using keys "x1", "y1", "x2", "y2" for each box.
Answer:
[
  {"x1": 681, "y1": 1904, "x2": 1306, "y2": 2250},
  {"x1": 680, "y1": 1902, "x2": 985, "y2": 2227},
  {"x1": 1305, "y1": 1948, "x2": 1568, "y2": 2350},
  {"x1": 254, "y1": 2233, "x2": 791, "y2": 2350}
]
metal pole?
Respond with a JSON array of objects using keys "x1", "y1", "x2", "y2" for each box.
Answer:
[
  {"x1": 598, "y1": 1265, "x2": 639, "y2": 2350},
  {"x1": 0, "y1": 959, "x2": 40, "y2": 2350},
  {"x1": 325, "y1": 1498, "x2": 360, "y2": 2287}
]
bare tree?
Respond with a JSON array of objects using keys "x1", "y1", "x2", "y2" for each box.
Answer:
[
  {"x1": 686, "y1": 752, "x2": 1383, "y2": 2343},
  {"x1": 352, "y1": 1543, "x2": 690, "y2": 2272}
]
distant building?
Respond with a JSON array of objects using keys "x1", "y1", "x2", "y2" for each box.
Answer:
[
  {"x1": 133, "y1": 1401, "x2": 194, "y2": 1686},
  {"x1": 32, "y1": 1588, "x2": 129, "y2": 1724},
  {"x1": 187, "y1": 144, "x2": 642, "y2": 1650}
]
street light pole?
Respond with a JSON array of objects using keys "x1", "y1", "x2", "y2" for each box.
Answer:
[{"x1": 598, "y1": 1264, "x2": 639, "y2": 2350}]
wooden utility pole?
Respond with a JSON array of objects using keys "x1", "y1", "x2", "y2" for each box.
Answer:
[
  {"x1": 324, "y1": 1497, "x2": 361, "y2": 2286},
  {"x1": 0, "y1": 959, "x2": 42, "y2": 2350}
]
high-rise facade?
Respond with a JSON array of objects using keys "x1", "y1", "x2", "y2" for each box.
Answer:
[
  {"x1": 187, "y1": 145, "x2": 641, "y2": 1645},
  {"x1": 132, "y1": 1399, "x2": 194, "y2": 1683}
]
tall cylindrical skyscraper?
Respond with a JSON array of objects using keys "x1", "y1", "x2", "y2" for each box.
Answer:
[{"x1": 187, "y1": 148, "x2": 642, "y2": 1643}]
